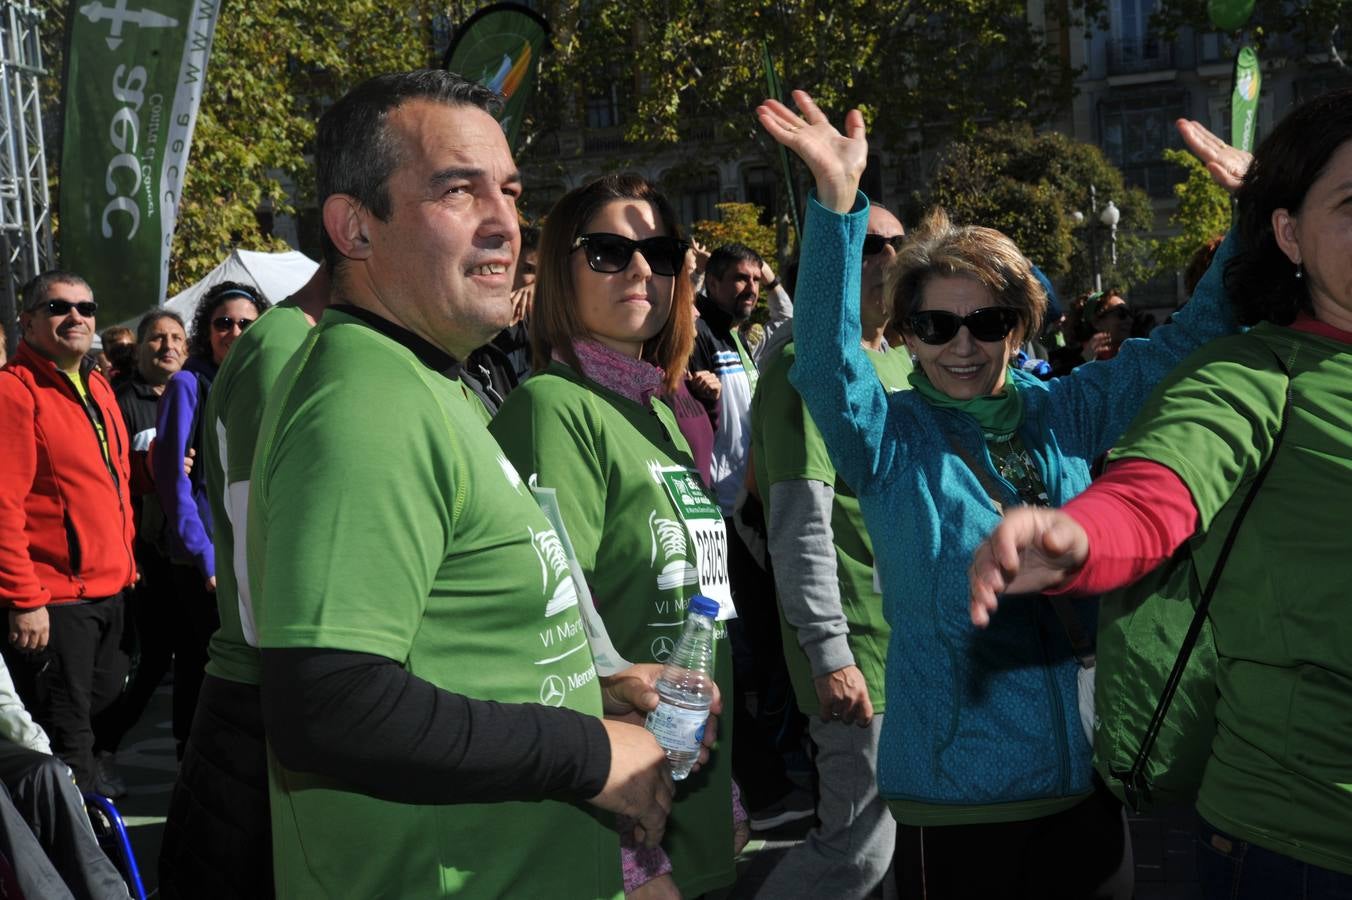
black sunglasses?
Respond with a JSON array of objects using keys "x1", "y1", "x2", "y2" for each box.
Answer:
[
  {"x1": 908, "y1": 307, "x2": 1021, "y2": 345},
  {"x1": 571, "y1": 233, "x2": 690, "y2": 278},
  {"x1": 39, "y1": 300, "x2": 98, "y2": 318},
  {"x1": 862, "y1": 234, "x2": 905, "y2": 256},
  {"x1": 1096, "y1": 305, "x2": 1132, "y2": 322},
  {"x1": 211, "y1": 316, "x2": 255, "y2": 333}
]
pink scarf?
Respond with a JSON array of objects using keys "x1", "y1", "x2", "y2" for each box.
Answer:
[{"x1": 556, "y1": 338, "x2": 665, "y2": 407}]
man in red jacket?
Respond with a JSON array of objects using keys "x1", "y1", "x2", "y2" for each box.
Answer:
[{"x1": 0, "y1": 271, "x2": 135, "y2": 793}]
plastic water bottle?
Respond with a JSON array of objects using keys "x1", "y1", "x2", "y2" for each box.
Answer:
[{"x1": 645, "y1": 594, "x2": 719, "y2": 781}]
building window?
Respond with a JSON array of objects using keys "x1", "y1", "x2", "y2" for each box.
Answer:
[
  {"x1": 664, "y1": 170, "x2": 720, "y2": 228},
  {"x1": 1099, "y1": 91, "x2": 1188, "y2": 198},
  {"x1": 743, "y1": 166, "x2": 779, "y2": 226},
  {"x1": 1107, "y1": 0, "x2": 1173, "y2": 74},
  {"x1": 586, "y1": 83, "x2": 621, "y2": 130}
]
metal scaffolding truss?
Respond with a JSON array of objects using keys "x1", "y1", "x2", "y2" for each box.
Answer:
[{"x1": 0, "y1": 0, "x2": 53, "y2": 339}]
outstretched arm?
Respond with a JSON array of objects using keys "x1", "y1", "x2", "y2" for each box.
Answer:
[
  {"x1": 1046, "y1": 119, "x2": 1246, "y2": 461},
  {"x1": 761, "y1": 92, "x2": 907, "y2": 493}
]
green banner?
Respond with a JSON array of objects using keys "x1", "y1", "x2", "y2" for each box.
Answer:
[
  {"x1": 1231, "y1": 45, "x2": 1261, "y2": 154},
  {"x1": 58, "y1": 0, "x2": 220, "y2": 325},
  {"x1": 443, "y1": 3, "x2": 550, "y2": 152}
]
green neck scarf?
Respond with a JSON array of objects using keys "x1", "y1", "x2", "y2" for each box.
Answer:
[{"x1": 907, "y1": 366, "x2": 1024, "y2": 440}]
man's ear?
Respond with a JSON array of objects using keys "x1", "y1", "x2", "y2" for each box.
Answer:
[{"x1": 323, "y1": 194, "x2": 372, "y2": 261}]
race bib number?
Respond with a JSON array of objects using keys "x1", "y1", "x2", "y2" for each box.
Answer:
[{"x1": 659, "y1": 468, "x2": 736, "y2": 620}]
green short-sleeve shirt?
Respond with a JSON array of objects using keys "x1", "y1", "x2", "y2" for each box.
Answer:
[
  {"x1": 203, "y1": 300, "x2": 313, "y2": 685},
  {"x1": 250, "y1": 312, "x2": 621, "y2": 899},
  {"x1": 490, "y1": 363, "x2": 735, "y2": 897},
  {"x1": 751, "y1": 341, "x2": 911, "y2": 713},
  {"x1": 1108, "y1": 324, "x2": 1352, "y2": 875}
]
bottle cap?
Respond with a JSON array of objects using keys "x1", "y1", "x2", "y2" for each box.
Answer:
[{"x1": 689, "y1": 595, "x2": 720, "y2": 619}]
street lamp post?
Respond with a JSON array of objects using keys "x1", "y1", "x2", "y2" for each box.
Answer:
[{"x1": 1071, "y1": 185, "x2": 1120, "y2": 293}]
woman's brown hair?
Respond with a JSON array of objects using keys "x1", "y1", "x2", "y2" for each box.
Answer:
[
  {"x1": 887, "y1": 207, "x2": 1047, "y2": 344},
  {"x1": 532, "y1": 173, "x2": 694, "y2": 393}
]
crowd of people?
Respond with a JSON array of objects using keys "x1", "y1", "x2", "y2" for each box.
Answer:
[{"x1": 0, "y1": 67, "x2": 1346, "y2": 900}]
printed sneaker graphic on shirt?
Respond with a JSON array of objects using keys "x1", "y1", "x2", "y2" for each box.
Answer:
[
  {"x1": 530, "y1": 526, "x2": 579, "y2": 617},
  {"x1": 649, "y1": 510, "x2": 697, "y2": 591},
  {"x1": 497, "y1": 452, "x2": 527, "y2": 494}
]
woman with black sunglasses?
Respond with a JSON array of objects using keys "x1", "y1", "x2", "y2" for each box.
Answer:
[
  {"x1": 757, "y1": 91, "x2": 1242, "y2": 899},
  {"x1": 490, "y1": 174, "x2": 739, "y2": 900},
  {"x1": 152, "y1": 280, "x2": 270, "y2": 758}
]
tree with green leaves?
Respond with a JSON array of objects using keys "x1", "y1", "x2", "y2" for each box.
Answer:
[
  {"x1": 1150, "y1": 0, "x2": 1350, "y2": 66},
  {"x1": 691, "y1": 203, "x2": 777, "y2": 265},
  {"x1": 1157, "y1": 148, "x2": 1230, "y2": 275},
  {"x1": 925, "y1": 123, "x2": 1155, "y2": 298},
  {"x1": 520, "y1": 1, "x2": 1107, "y2": 219}
]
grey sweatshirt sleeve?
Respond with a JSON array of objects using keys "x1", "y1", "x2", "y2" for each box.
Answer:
[
  {"x1": 767, "y1": 478, "x2": 856, "y2": 678},
  {"x1": 755, "y1": 285, "x2": 795, "y2": 367}
]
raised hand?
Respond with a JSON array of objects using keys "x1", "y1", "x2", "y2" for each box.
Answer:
[
  {"x1": 757, "y1": 90, "x2": 868, "y2": 214},
  {"x1": 968, "y1": 507, "x2": 1090, "y2": 627},
  {"x1": 1176, "y1": 119, "x2": 1252, "y2": 194}
]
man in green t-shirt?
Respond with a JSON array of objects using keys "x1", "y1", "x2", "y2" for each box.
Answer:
[
  {"x1": 237, "y1": 71, "x2": 673, "y2": 899},
  {"x1": 750, "y1": 204, "x2": 909, "y2": 898},
  {"x1": 158, "y1": 266, "x2": 328, "y2": 897}
]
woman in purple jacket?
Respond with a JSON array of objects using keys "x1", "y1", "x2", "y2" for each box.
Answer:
[{"x1": 153, "y1": 281, "x2": 269, "y2": 756}]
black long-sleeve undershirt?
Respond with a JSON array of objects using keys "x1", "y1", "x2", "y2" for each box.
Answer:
[{"x1": 259, "y1": 647, "x2": 611, "y2": 804}]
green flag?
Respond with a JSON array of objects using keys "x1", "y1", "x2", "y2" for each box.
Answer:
[
  {"x1": 762, "y1": 41, "x2": 801, "y2": 244},
  {"x1": 443, "y1": 3, "x2": 550, "y2": 152},
  {"x1": 58, "y1": 0, "x2": 220, "y2": 325},
  {"x1": 1231, "y1": 45, "x2": 1261, "y2": 154}
]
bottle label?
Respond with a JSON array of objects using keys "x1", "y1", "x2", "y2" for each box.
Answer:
[{"x1": 646, "y1": 702, "x2": 707, "y2": 752}]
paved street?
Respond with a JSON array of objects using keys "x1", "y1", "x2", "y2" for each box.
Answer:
[
  {"x1": 104, "y1": 688, "x2": 1202, "y2": 899},
  {"x1": 104, "y1": 685, "x2": 175, "y2": 897}
]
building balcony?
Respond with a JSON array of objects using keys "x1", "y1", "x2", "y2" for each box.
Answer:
[{"x1": 1106, "y1": 38, "x2": 1175, "y2": 76}]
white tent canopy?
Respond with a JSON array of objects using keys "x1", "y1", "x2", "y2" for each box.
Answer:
[{"x1": 116, "y1": 248, "x2": 318, "y2": 331}]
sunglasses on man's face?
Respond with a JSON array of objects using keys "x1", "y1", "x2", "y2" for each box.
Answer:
[
  {"x1": 212, "y1": 316, "x2": 255, "y2": 333},
  {"x1": 571, "y1": 233, "x2": 690, "y2": 278},
  {"x1": 908, "y1": 307, "x2": 1021, "y2": 345},
  {"x1": 862, "y1": 234, "x2": 905, "y2": 257},
  {"x1": 40, "y1": 300, "x2": 98, "y2": 318}
]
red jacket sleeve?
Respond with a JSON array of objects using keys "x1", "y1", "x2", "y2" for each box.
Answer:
[
  {"x1": 0, "y1": 374, "x2": 50, "y2": 608},
  {"x1": 1055, "y1": 458, "x2": 1200, "y2": 596}
]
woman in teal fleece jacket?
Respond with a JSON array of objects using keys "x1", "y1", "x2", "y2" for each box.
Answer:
[{"x1": 757, "y1": 92, "x2": 1241, "y2": 899}]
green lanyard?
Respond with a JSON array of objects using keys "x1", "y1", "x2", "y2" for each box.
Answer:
[{"x1": 730, "y1": 329, "x2": 758, "y2": 392}]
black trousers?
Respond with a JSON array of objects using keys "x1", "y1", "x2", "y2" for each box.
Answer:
[
  {"x1": 893, "y1": 778, "x2": 1134, "y2": 900},
  {"x1": 159, "y1": 674, "x2": 273, "y2": 900},
  {"x1": 3, "y1": 597, "x2": 127, "y2": 788},
  {"x1": 94, "y1": 542, "x2": 176, "y2": 754},
  {"x1": 725, "y1": 516, "x2": 803, "y2": 812},
  {"x1": 0, "y1": 738, "x2": 127, "y2": 899},
  {"x1": 168, "y1": 565, "x2": 219, "y2": 758}
]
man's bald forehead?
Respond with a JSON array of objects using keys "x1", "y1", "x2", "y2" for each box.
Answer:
[{"x1": 868, "y1": 205, "x2": 904, "y2": 236}]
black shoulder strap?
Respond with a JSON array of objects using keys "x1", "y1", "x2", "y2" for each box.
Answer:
[{"x1": 1113, "y1": 348, "x2": 1294, "y2": 812}]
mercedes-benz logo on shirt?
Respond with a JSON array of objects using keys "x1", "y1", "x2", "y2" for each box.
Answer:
[
  {"x1": 539, "y1": 674, "x2": 566, "y2": 707},
  {"x1": 651, "y1": 636, "x2": 675, "y2": 661}
]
